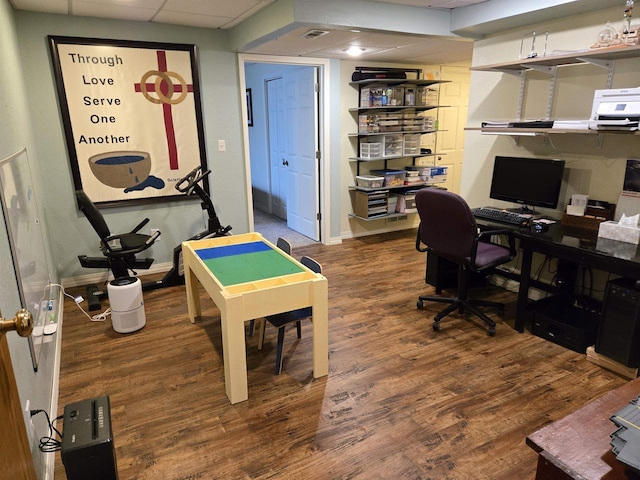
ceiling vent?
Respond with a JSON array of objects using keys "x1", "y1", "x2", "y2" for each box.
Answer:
[{"x1": 301, "y1": 29, "x2": 330, "y2": 39}]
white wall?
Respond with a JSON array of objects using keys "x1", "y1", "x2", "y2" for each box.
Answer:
[
  {"x1": 1, "y1": 2, "x2": 60, "y2": 477},
  {"x1": 15, "y1": 12, "x2": 249, "y2": 283},
  {"x1": 463, "y1": 6, "x2": 635, "y2": 213},
  {"x1": 462, "y1": 6, "x2": 638, "y2": 296}
]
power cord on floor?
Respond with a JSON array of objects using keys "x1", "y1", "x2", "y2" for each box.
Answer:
[
  {"x1": 30, "y1": 409, "x2": 63, "y2": 452},
  {"x1": 48, "y1": 282, "x2": 112, "y2": 322}
]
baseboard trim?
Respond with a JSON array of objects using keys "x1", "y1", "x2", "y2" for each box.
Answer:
[
  {"x1": 341, "y1": 223, "x2": 417, "y2": 241},
  {"x1": 61, "y1": 262, "x2": 173, "y2": 289}
]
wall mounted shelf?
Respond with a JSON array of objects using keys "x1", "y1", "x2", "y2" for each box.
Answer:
[
  {"x1": 348, "y1": 72, "x2": 448, "y2": 221},
  {"x1": 471, "y1": 44, "x2": 640, "y2": 121},
  {"x1": 470, "y1": 44, "x2": 640, "y2": 73}
]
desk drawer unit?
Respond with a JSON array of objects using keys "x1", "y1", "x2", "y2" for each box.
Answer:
[{"x1": 354, "y1": 190, "x2": 389, "y2": 218}]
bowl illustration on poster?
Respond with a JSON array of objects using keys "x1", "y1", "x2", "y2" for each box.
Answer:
[{"x1": 89, "y1": 151, "x2": 151, "y2": 188}]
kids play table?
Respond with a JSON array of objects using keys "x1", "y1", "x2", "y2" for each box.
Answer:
[{"x1": 182, "y1": 232, "x2": 328, "y2": 403}]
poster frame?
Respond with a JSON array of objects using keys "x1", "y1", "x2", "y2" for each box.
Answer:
[{"x1": 48, "y1": 35, "x2": 208, "y2": 207}]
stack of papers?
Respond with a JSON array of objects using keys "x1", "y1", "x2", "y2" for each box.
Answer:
[{"x1": 552, "y1": 120, "x2": 590, "y2": 130}]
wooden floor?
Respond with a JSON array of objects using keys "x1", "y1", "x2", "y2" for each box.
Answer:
[{"x1": 53, "y1": 229, "x2": 627, "y2": 479}]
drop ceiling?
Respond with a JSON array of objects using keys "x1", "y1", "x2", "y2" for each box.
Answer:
[
  {"x1": 9, "y1": 0, "x2": 619, "y2": 65},
  {"x1": 248, "y1": 28, "x2": 474, "y2": 65},
  {"x1": 9, "y1": 0, "x2": 490, "y2": 28},
  {"x1": 9, "y1": 0, "x2": 492, "y2": 64}
]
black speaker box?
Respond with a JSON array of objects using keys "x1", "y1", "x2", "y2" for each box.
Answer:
[
  {"x1": 530, "y1": 297, "x2": 599, "y2": 353},
  {"x1": 596, "y1": 278, "x2": 640, "y2": 367},
  {"x1": 61, "y1": 396, "x2": 118, "y2": 480}
]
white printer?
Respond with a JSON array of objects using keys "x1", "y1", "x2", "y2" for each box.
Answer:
[{"x1": 590, "y1": 87, "x2": 640, "y2": 131}]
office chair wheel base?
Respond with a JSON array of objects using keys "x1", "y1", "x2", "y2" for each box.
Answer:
[
  {"x1": 432, "y1": 321, "x2": 440, "y2": 332},
  {"x1": 487, "y1": 326, "x2": 496, "y2": 336},
  {"x1": 417, "y1": 300, "x2": 424, "y2": 309}
]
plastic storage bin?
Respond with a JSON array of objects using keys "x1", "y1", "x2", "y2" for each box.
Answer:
[
  {"x1": 395, "y1": 191, "x2": 419, "y2": 214},
  {"x1": 356, "y1": 175, "x2": 385, "y2": 188},
  {"x1": 403, "y1": 134, "x2": 421, "y2": 155},
  {"x1": 371, "y1": 169, "x2": 407, "y2": 187},
  {"x1": 382, "y1": 134, "x2": 403, "y2": 157},
  {"x1": 416, "y1": 86, "x2": 438, "y2": 106},
  {"x1": 405, "y1": 165, "x2": 429, "y2": 182},
  {"x1": 377, "y1": 114, "x2": 402, "y2": 132},
  {"x1": 359, "y1": 142, "x2": 382, "y2": 158}
]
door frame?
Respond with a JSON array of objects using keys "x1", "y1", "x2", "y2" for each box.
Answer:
[{"x1": 238, "y1": 54, "x2": 330, "y2": 245}]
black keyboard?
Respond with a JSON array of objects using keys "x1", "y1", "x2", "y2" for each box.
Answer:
[{"x1": 471, "y1": 207, "x2": 531, "y2": 226}]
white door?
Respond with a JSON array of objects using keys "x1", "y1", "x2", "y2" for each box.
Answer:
[
  {"x1": 267, "y1": 77, "x2": 287, "y2": 219},
  {"x1": 283, "y1": 67, "x2": 320, "y2": 240}
]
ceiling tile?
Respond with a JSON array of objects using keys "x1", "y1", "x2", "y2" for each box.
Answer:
[
  {"x1": 162, "y1": 0, "x2": 272, "y2": 18},
  {"x1": 10, "y1": 0, "x2": 68, "y2": 14},
  {"x1": 152, "y1": 11, "x2": 233, "y2": 29},
  {"x1": 72, "y1": 0, "x2": 165, "y2": 7},
  {"x1": 72, "y1": 1, "x2": 159, "y2": 21}
]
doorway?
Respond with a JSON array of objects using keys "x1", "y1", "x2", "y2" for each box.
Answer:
[{"x1": 239, "y1": 55, "x2": 331, "y2": 249}]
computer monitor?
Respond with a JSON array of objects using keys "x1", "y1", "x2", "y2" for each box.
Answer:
[{"x1": 490, "y1": 156, "x2": 565, "y2": 214}]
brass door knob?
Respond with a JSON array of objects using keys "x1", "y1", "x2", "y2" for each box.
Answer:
[{"x1": 0, "y1": 308, "x2": 34, "y2": 337}]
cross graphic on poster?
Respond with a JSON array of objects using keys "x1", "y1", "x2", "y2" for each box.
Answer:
[{"x1": 134, "y1": 50, "x2": 194, "y2": 170}]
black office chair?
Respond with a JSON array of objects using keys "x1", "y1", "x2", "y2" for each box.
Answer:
[
  {"x1": 76, "y1": 190, "x2": 161, "y2": 279},
  {"x1": 415, "y1": 188, "x2": 516, "y2": 336},
  {"x1": 257, "y1": 255, "x2": 322, "y2": 374}
]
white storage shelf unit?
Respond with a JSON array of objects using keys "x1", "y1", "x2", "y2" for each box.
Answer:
[{"x1": 349, "y1": 72, "x2": 449, "y2": 221}]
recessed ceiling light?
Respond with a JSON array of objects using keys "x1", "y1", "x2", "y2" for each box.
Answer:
[{"x1": 344, "y1": 46, "x2": 365, "y2": 56}]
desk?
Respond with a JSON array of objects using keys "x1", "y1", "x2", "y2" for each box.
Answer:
[
  {"x1": 526, "y1": 377, "x2": 640, "y2": 479},
  {"x1": 182, "y1": 233, "x2": 328, "y2": 404},
  {"x1": 512, "y1": 224, "x2": 640, "y2": 333},
  {"x1": 472, "y1": 219, "x2": 640, "y2": 332}
]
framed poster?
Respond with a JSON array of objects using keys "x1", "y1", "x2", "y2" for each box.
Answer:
[{"x1": 48, "y1": 36, "x2": 208, "y2": 207}]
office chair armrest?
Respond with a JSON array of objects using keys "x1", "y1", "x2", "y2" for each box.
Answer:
[
  {"x1": 415, "y1": 222, "x2": 430, "y2": 253},
  {"x1": 477, "y1": 228, "x2": 511, "y2": 241},
  {"x1": 129, "y1": 218, "x2": 150, "y2": 234},
  {"x1": 476, "y1": 228, "x2": 516, "y2": 256}
]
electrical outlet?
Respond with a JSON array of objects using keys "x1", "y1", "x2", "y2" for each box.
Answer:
[
  {"x1": 150, "y1": 228, "x2": 160, "y2": 242},
  {"x1": 25, "y1": 400, "x2": 35, "y2": 443},
  {"x1": 217, "y1": 139, "x2": 226, "y2": 152}
]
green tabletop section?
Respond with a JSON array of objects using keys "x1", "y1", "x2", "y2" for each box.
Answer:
[{"x1": 197, "y1": 244, "x2": 304, "y2": 286}]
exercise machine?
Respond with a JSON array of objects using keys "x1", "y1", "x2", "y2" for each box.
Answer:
[
  {"x1": 76, "y1": 189, "x2": 162, "y2": 310},
  {"x1": 77, "y1": 166, "x2": 231, "y2": 310},
  {"x1": 145, "y1": 166, "x2": 232, "y2": 290}
]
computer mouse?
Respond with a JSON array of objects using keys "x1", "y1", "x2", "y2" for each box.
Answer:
[{"x1": 532, "y1": 223, "x2": 548, "y2": 233}]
